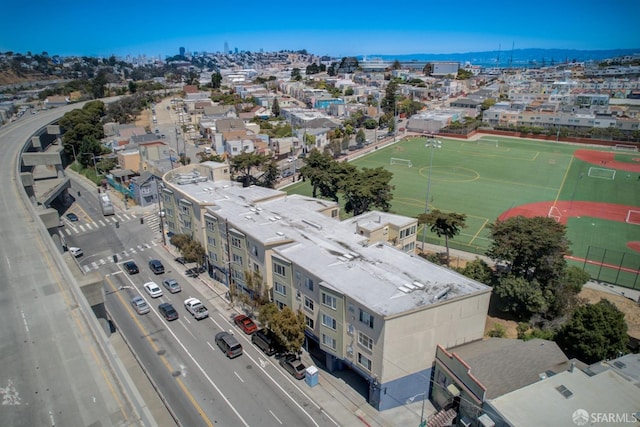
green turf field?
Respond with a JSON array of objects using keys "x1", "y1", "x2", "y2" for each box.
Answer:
[{"x1": 286, "y1": 135, "x2": 640, "y2": 287}]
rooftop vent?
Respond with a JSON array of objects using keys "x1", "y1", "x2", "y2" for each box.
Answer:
[
  {"x1": 412, "y1": 281, "x2": 425, "y2": 290},
  {"x1": 276, "y1": 231, "x2": 284, "y2": 236},
  {"x1": 432, "y1": 285, "x2": 451, "y2": 302},
  {"x1": 555, "y1": 385, "x2": 573, "y2": 399},
  {"x1": 302, "y1": 219, "x2": 322, "y2": 230},
  {"x1": 398, "y1": 286, "x2": 412, "y2": 293}
]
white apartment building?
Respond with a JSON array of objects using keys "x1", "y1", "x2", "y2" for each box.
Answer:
[{"x1": 160, "y1": 162, "x2": 491, "y2": 410}]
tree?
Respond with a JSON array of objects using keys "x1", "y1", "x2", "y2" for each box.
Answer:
[
  {"x1": 258, "y1": 303, "x2": 279, "y2": 330},
  {"x1": 211, "y1": 71, "x2": 222, "y2": 89},
  {"x1": 270, "y1": 307, "x2": 306, "y2": 354},
  {"x1": 299, "y1": 150, "x2": 337, "y2": 199},
  {"x1": 229, "y1": 152, "x2": 271, "y2": 187},
  {"x1": 486, "y1": 216, "x2": 570, "y2": 287},
  {"x1": 481, "y1": 98, "x2": 497, "y2": 111},
  {"x1": 291, "y1": 68, "x2": 302, "y2": 81},
  {"x1": 355, "y1": 128, "x2": 366, "y2": 144},
  {"x1": 169, "y1": 233, "x2": 206, "y2": 265},
  {"x1": 493, "y1": 275, "x2": 550, "y2": 318},
  {"x1": 417, "y1": 210, "x2": 467, "y2": 267},
  {"x1": 381, "y1": 81, "x2": 399, "y2": 115},
  {"x1": 341, "y1": 167, "x2": 394, "y2": 216},
  {"x1": 456, "y1": 69, "x2": 474, "y2": 80},
  {"x1": 556, "y1": 299, "x2": 628, "y2": 364},
  {"x1": 456, "y1": 258, "x2": 494, "y2": 284},
  {"x1": 271, "y1": 98, "x2": 280, "y2": 117}
]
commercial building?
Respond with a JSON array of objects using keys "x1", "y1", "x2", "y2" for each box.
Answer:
[{"x1": 160, "y1": 162, "x2": 491, "y2": 410}]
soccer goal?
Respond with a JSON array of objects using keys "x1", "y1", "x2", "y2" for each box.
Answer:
[
  {"x1": 587, "y1": 167, "x2": 615, "y2": 180},
  {"x1": 613, "y1": 144, "x2": 639, "y2": 152},
  {"x1": 390, "y1": 158, "x2": 413, "y2": 168},
  {"x1": 626, "y1": 210, "x2": 640, "y2": 225},
  {"x1": 548, "y1": 205, "x2": 562, "y2": 223}
]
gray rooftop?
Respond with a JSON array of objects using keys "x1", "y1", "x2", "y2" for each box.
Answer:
[
  {"x1": 489, "y1": 368, "x2": 640, "y2": 427},
  {"x1": 167, "y1": 175, "x2": 490, "y2": 318},
  {"x1": 448, "y1": 338, "x2": 570, "y2": 399}
]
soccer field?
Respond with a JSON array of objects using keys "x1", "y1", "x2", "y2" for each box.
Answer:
[{"x1": 286, "y1": 135, "x2": 640, "y2": 287}]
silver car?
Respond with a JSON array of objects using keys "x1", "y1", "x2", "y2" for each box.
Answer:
[
  {"x1": 162, "y1": 278, "x2": 182, "y2": 294},
  {"x1": 130, "y1": 296, "x2": 150, "y2": 315}
]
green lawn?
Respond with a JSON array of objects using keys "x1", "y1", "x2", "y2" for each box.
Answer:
[{"x1": 286, "y1": 135, "x2": 640, "y2": 286}]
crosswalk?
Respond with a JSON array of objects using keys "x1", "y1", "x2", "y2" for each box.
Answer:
[
  {"x1": 142, "y1": 212, "x2": 161, "y2": 233},
  {"x1": 61, "y1": 212, "x2": 137, "y2": 235},
  {"x1": 81, "y1": 241, "x2": 159, "y2": 273}
]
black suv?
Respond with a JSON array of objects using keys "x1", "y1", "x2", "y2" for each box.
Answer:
[{"x1": 148, "y1": 259, "x2": 165, "y2": 274}]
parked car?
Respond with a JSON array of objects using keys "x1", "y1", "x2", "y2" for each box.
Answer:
[
  {"x1": 69, "y1": 247, "x2": 83, "y2": 257},
  {"x1": 252, "y1": 328, "x2": 283, "y2": 356},
  {"x1": 123, "y1": 261, "x2": 139, "y2": 275},
  {"x1": 234, "y1": 314, "x2": 258, "y2": 334},
  {"x1": 158, "y1": 303, "x2": 179, "y2": 321},
  {"x1": 174, "y1": 257, "x2": 187, "y2": 265},
  {"x1": 281, "y1": 170, "x2": 294, "y2": 178},
  {"x1": 143, "y1": 282, "x2": 163, "y2": 298},
  {"x1": 162, "y1": 278, "x2": 181, "y2": 294},
  {"x1": 66, "y1": 213, "x2": 79, "y2": 222},
  {"x1": 148, "y1": 259, "x2": 165, "y2": 274},
  {"x1": 130, "y1": 296, "x2": 150, "y2": 315},
  {"x1": 215, "y1": 332, "x2": 243, "y2": 359},
  {"x1": 279, "y1": 354, "x2": 306, "y2": 380}
]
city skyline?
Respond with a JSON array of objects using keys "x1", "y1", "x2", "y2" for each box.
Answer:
[{"x1": 1, "y1": 0, "x2": 639, "y2": 58}]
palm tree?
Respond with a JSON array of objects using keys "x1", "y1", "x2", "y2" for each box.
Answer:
[{"x1": 417, "y1": 210, "x2": 467, "y2": 267}]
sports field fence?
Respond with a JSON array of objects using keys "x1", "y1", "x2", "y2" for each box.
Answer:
[{"x1": 577, "y1": 245, "x2": 640, "y2": 290}]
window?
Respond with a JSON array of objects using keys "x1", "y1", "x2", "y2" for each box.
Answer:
[
  {"x1": 276, "y1": 301, "x2": 285, "y2": 310},
  {"x1": 180, "y1": 205, "x2": 190, "y2": 215},
  {"x1": 273, "y1": 262, "x2": 287, "y2": 277},
  {"x1": 209, "y1": 252, "x2": 218, "y2": 262},
  {"x1": 359, "y1": 309, "x2": 374, "y2": 328},
  {"x1": 399, "y1": 225, "x2": 417, "y2": 239},
  {"x1": 232, "y1": 254, "x2": 243, "y2": 266},
  {"x1": 358, "y1": 332, "x2": 373, "y2": 351},
  {"x1": 322, "y1": 293, "x2": 337, "y2": 310},
  {"x1": 403, "y1": 242, "x2": 415, "y2": 252},
  {"x1": 322, "y1": 334, "x2": 336, "y2": 350},
  {"x1": 305, "y1": 316, "x2": 314, "y2": 329},
  {"x1": 357, "y1": 353, "x2": 372, "y2": 371},
  {"x1": 206, "y1": 221, "x2": 216, "y2": 232},
  {"x1": 274, "y1": 282, "x2": 287, "y2": 296},
  {"x1": 304, "y1": 296, "x2": 314, "y2": 312},
  {"x1": 305, "y1": 277, "x2": 314, "y2": 291},
  {"x1": 207, "y1": 236, "x2": 216, "y2": 246},
  {"x1": 322, "y1": 313, "x2": 336, "y2": 330},
  {"x1": 231, "y1": 236, "x2": 242, "y2": 249},
  {"x1": 182, "y1": 220, "x2": 191, "y2": 229}
]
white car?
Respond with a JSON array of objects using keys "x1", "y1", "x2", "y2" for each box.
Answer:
[
  {"x1": 69, "y1": 247, "x2": 83, "y2": 257},
  {"x1": 143, "y1": 282, "x2": 163, "y2": 298}
]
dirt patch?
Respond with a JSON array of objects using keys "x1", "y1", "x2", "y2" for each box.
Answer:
[
  {"x1": 574, "y1": 149, "x2": 640, "y2": 173},
  {"x1": 627, "y1": 242, "x2": 640, "y2": 253},
  {"x1": 485, "y1": 316, "x2": 519, "y2": 339}
]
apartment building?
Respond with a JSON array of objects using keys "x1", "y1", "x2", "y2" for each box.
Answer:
[{"x1": 160, "y1": 162, "x2": 491, "y2": 410}]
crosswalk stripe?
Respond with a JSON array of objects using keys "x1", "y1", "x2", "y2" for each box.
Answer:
[
  {"x1": 65, "y1": 229, "x2": 72, "y2": 236},
  {"x1": 83, "y1": 265, "x2": 90, "y2": 273},
  {"x1": 91, "y1": 262, "x2": 99, "y2": 269}
]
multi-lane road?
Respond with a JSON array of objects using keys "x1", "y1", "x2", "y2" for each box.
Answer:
[{"x1": 0, "y1": 105, "x2": 341, "y2": 427}]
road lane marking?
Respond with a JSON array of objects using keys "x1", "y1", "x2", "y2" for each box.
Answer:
[
  {"x1": 270, "y1": 410, "x2": 283, "y2": 424},
  {"x1": 105, "y1": 276, "x2": 216, "y2": 427},
  {"x1": 215, "y1": 313, "x2": 322, "y2": 426}
]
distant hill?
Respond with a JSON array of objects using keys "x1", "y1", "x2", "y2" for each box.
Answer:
[{"x1": 359, "y1": 48, "x2": 640, "y2": 67}]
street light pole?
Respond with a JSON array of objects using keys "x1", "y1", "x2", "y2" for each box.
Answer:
[{"x1": 421, "y1": 137, "x2": 442, "y2": 252}]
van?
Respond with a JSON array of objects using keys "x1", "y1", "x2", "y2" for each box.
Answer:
[
  {"x1": 252, "y1": 329, "x2": 278, "y2": 356},
  {"x1": 215, "y1": 332, "x2": 243, "y2": 358}
]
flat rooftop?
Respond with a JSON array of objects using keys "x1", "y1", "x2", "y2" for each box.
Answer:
[{"x1": 167, "y1": 174, "x2": 490, "y2": 317}]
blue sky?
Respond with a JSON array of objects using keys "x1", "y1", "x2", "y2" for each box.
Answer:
[{"x1": 1, "y1": 0, "x2": 639, "y2": 58}]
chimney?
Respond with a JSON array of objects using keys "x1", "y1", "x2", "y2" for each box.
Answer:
[{"x1": 569, "y1": 361, "x2": 575, "y2": 373}]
